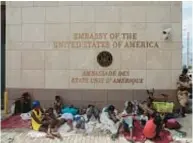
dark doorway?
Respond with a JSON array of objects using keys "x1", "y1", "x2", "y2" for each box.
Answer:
[{"x1": 1, "y1": 2, "x2": 6, "y2": 109}]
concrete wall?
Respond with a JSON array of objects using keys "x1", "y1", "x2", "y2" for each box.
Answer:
[{"x1": 5, "y1": 1, "x2": 182, "y2": 109}]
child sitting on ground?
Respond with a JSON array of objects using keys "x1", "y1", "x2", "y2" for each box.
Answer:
[
  {"x1": 54, "y1": 95, "x2": 62, "y2": 115},
  {"x1": 118, "y1": 101, "x2": 134, "y2": 141},
  {"x1": 143, "y1": 112, "x2": 163, "y2": 140},
  {"x1": 44, "y1": 108, "x2": 65, "y2": 132},
  {"x1": 140, "y1": 111, "x2": 148, "y2": 127},
  {"x1": 86, "y1": 104, "x2": 100, "y2": 123}
]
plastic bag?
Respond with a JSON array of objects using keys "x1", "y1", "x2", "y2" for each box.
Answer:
[
  {"x1": 10, "y1": 103, "x2": 15, "y2": 115},
  {"x1": 20, "y1": 112, "x2": 31, "y2": 120}
]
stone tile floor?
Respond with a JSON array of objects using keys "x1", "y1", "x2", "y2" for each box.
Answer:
[{"x1": 0, "y1": 113, "x2": 192, "y2": 143}]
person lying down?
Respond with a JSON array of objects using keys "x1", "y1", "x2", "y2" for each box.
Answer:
[{"x1": 31, "y1": 101, "x2": 63, "y2": 139}]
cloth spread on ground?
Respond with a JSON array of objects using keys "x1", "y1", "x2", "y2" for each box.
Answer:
[
  {"x1": 123, "y1": 120, "x2": 173, "y2": 143},
  {"x1": 25, "y1": 114, "x2": 187, "y2": 143},
  {"x1": 1, "y1": 115, "x2": 31, "y2": 129}
]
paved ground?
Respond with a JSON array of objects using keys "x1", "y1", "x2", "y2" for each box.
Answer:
[{"x1": 1, "y1": 113, "x2": 192, "y2": 143}]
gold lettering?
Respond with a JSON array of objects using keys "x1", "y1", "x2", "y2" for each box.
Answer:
[
  {"x1": 72, "y1": 70, "x2": 144, "y2": 84},
  {"x1": 155, "y1": 42, "x2": 159, "y2": 48},
  {"x1": 133, "y1": 33, "x2": 137, "y2": 40},
  {"x1": 53, "y1": 33, "x2": 160, "y2": 49}
]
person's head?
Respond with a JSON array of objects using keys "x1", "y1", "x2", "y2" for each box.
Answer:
[
  {"x1": 143, "y1": 111, "x2": 148, "y2": 116},
  {"x1": 22, "y1": 92, "x2": 30, "y2": 100},
  {"x1": 79, "y1": 108, "x2": 86, "y2": 115},
  {"x1": 108, "y1": 105, "x2": 115, "y2": 112},
  {"x1": 153, "y1": 113, "x2": 162, "y2": 125},
  {"x1": 88, "y1": 104, "x2": 94, "y2": 108},
  {"x1": 151, "y1": 112, "x2": 157, "y2": 118},
  {"x1": 32, "y1": 100, "x2": 40, "y2": 110},
  {"x1": 55, "y1": 95, "x2": 61, "y2": 102},
  {"x1": 47, "y1": 107, "x2": 54, "y2": 115},
  {"x1": 182, "y1": 68, "x2": 188, "y2": 75},
  {"x1": 125, "y1": 101, "x2": 133, "y2": 113}
]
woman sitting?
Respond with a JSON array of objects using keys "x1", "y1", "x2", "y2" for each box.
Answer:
[
  {"x1": 14, "y1": 92, "x2": 31, "y2": 115},
  {"x1": 31, "y1": 101, "x2": 61, "y2": 139},
  {"x1": 100, "y1": 105, "x2": 120, "y2": 140}
]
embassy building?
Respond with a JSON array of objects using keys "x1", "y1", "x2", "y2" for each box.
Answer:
[{"x1": 3, "y1": 1, "x2": 182, "y2": 109}]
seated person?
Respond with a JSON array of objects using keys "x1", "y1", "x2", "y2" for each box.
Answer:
[
  {"x1": 44, "y1": 107, "x2": 65, "y2": 132},
  {"x1": 31, "y1": 101, "x2": 60, "y2": 139},
  {"x1": 140, "y1": 111, "x2": 148, "y2": 126},
  {"x1": 14, "y1": 92, "x2": 32, "y2": 115},
  {"x1": 177, "y1": 89, "x2": 189, "y2": 117},
  {"x1": 105, "y1": 105, "x2": 119, "y2": 123},
  {"x1": 116, "y1": 101, "x2": 134, "y2": 141},
  {"x1": 131, "y1": 100, "x2": 139, "y2": 115},
  {"x1": 177, "y1": 68, "x2": 192, "y2": 98},
  {"x1": 86, "y1": 104, "x2": 100, "y2": 123},
  {"x1": 54, "y1": 95, "x2": 62, "y2": 115},
  {"x1": 143, "y1": 112, "x2": 163, "y2": 140},
  {"x1": 100, "y1": 105, "x2": 120, "y2": 140}
]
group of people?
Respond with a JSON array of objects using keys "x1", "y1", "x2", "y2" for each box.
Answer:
[
  {"x1": 29, "y1": 95, "x2": 167, "y2": 142},
  {"x1": 10, "y1": 68, "x2": 192, "y2": 141},
  {"x1": 30, "y1": 96, "x2": 101, "y2": 139}
]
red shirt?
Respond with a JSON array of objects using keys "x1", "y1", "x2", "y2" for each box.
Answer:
[{"x1": 143, "y1": 119, "x2": 156, "y2": 138}]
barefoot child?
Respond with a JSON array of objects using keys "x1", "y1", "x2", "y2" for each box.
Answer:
[
  {"x1": 140, "y1": 111, "x2": 148, "y2": 127},
  {"x1": 119, "y1": 101, "x2": 134, "y2": 141}
]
